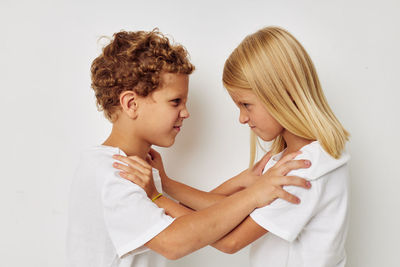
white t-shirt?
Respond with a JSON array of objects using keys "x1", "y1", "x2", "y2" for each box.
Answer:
[
  {"x1": 67, "y1": 145, "x2": 174, "y2": 267},
  {"x1": 249, "y1": 141, "x2": 350, "y2": 267}
]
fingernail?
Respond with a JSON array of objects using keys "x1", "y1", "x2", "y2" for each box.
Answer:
[
  {"x1": 113, "y1": 162, "x2": 118, "y2": 167},
  {"x1": 306, "y1": 181, "x2": 311, "y2": 188},
  {"x1": 296, "y1": 198, "x2": 301, "y2": 204},
  {"x1": 112, "y1": 155, "x2": 119, "y2": 159},
  {"x1": 305, "y1": 160, "x2": 311, "y2": 166},
  {"x1": 119, "y1": 172, "x2": 125, "y2": 176}
]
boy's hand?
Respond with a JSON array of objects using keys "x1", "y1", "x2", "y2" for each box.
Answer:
[
  {"x1": 249, "y1": 172, "x2": 311, "y2": 208},
  {"x1": 112, "y1": 155, "x2": 159, "y2": 199},
  {"x1": 235, "y1": 151, "x2": 311, "y2": 189}
]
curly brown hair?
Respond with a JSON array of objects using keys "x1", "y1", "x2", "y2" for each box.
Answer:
[{"x1": 91, "y1": 29, "x2": 195, "y2": 121}]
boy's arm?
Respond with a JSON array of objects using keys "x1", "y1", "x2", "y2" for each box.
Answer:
[
  {"x1": 149, "y1": 191, "x2": 268, "y2": 254},
  {"x1": 144, "y1": 174, "x2": 307, "y2": 260},
  {"x1": 112, "y1": 155, "x2": 309, "y2": 259},
  {"x1": 113, "y1": 151, "x2": 310, "y2": 211}
]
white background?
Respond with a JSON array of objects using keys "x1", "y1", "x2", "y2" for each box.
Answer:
[{"x1": 1, "y1": 0, "x2": 399, "y2": 266}]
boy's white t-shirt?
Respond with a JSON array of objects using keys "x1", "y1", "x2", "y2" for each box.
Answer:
[
  {"x1": 67, "y1": 146, "x2": 174, "y2": 267},
  {"x1": 249, "y1": 141, "x2": 350, "y2": 267}
]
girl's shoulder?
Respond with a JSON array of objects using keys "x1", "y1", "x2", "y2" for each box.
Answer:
[{"x1": 291, "y1": 141, "x2": 350, "y2": 181}]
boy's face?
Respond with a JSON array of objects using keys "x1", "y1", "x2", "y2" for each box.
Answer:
[{"x1": 136, "y1": 73, "x2": 190, "y2": 147}]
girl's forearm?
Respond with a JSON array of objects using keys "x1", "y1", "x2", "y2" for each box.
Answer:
[
  {"x1": 162, "y1": 176, "x2": 226, "y2": 210},
  {"x1": 146, "y1": 187, "x2": 258, "y2": 259},
  {"x1": 210, "y1": 174, "x2": 246, "y2": 195}
]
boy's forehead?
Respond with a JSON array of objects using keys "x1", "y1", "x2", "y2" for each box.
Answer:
[{"x1": 160, "y1": 73, "x2": 189, "y2": 95}]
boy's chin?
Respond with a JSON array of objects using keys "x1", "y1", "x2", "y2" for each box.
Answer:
[{"x1": 153, "y1": 139, "x2": 176, "y2": 148}]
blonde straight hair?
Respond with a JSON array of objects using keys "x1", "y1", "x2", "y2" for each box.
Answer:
[{"x1": 223, "y1": 26, "x2": 349, "y2": 166}]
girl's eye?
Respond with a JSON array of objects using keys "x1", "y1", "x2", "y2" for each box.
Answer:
[{"x1": 242, "y1": 103, "x2": 250, "y2": 108}]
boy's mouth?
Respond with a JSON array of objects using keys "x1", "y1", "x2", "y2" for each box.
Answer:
[{"x1": 173, "y1": 125, "x2": 181, "y2": 132}]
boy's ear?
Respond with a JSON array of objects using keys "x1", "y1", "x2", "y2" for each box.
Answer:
[{"x1": 119, "y1": 91, "x2": 139, "y2": 119}]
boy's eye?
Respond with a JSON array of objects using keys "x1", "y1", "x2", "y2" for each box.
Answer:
[{"x1": 171, "y1": 99, "x2": 181, "y2": 105}]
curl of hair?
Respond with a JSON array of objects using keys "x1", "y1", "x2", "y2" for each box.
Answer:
[
  {"x1": 223, "y1": 26, "x2": 349, "y2": 164},
  {"x1": 91, "y1": 29, "x2": 195, "y2": 121}
]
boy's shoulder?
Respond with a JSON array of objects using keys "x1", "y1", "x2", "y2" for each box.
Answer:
[
  {"x1": 75, "y1": 145, "x2": 125, "y2": 179},
  {"x1": 80, "y1": 145, "x2": 124, "y2": 164},
  {"x1": 290, "y1": 141, "x2": 350, "y2": 181}
]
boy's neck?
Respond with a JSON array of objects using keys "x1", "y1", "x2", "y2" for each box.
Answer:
[
  {"x1": 102, "y1": 124, "x2": 150, "y2": 159},
  {"x1": 281, "y1": 130, "x2": 314, "y2": 157}
]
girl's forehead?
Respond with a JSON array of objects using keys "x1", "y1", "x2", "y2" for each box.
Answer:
[{"x1": 228, "y1": 88, "x2": 255, "y2": 100}]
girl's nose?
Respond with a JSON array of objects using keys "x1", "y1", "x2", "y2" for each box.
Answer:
[{"x1": 239, "y1": 110, "x2": 249, "y2": 124}]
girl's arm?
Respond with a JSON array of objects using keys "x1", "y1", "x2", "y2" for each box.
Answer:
[
  {"x1": 210, "y1": 152, "x2": 273, "y2": 195},
  {"x1": 112, "y1": 154, "x2": 310, "y2": 257},
  {"x1": 139, "y1": 149, "x2": 308, "y2": 211},
  {"x1": 149, "y1": 194, "x2": 268, "y2": 254}
]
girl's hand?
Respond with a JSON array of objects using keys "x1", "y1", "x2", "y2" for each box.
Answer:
[
  {"x1": 112, "y1": 154, "x2": 159, "y2": 199},
  {"x1": 146, "y1": 148, "x2": 167, "y2": 178}
]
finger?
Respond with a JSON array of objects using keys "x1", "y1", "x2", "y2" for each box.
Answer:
[
  {"x1": 148, "y1": 148, "x2": 161, "y2": 160},
  {"x1": 274, "y1": 151, "x2": 302, "y2": 168},
  {"x1": 273, "y1": 176, "x2": 311, "y2": 189},
  {"x1": 113, "y1": 162, "x2": 146, "y2": 177},
  {"x1": 279, "y1": 160, "x2": 311, "y2": 175},
  {"x1": 119, "y1": 171, "x2": 144, "y2": 187},
  {"x1": 276, "y1": 188, "x2": 301, "y2": 204},
  {"x1": 253, "y1": 152, "x2": 272, "y2": 175},
  {"x1": 112, "y1": 155, "x2": 150, "y2": 173},
  {"x1": 128, "y1": 155, "x2": 152, "y2": 169},
  {"x1": 145, "y1": 154, "x2": 153, "y2": 164}
]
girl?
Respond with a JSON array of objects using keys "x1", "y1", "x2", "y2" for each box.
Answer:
[{"x1": 114, "y1": 26, "x2": 349, "y2": 266}]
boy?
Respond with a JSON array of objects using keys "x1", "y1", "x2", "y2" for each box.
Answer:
[{"x1": 66, "y1": 29, "x2": 310, "y2": 267}]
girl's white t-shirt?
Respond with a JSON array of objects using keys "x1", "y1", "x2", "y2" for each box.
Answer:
[
  {"x1": 250, "y1": 141, "x2": 350, "y2": 267},
  {"x1": 67, "y1": 146, "x2": 174, "y2": 267}
]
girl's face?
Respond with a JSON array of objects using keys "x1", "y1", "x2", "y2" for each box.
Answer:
[{"x1": 229, "y1": 89, "x2": 284, "y2": 141}]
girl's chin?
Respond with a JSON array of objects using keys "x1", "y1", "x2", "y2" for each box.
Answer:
[{"x1": 256, "y1": 134, "x2": 276, "y2": 142}]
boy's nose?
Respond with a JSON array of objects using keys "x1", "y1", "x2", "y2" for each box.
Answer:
[{"x1": 180, "y1": 106, "x2": 190, "y2": 119}]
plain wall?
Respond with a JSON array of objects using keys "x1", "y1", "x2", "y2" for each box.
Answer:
[{"x1": 1, "y1": 0, "x2": 399, "y2": 266}]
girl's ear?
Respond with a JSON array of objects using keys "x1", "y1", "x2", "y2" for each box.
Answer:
[{"x1": 119, "y1": 91, "x2": 139, "y2": 119}]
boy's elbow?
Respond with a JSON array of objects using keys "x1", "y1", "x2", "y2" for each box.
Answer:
[
  {"x1": 162, "y1": 250, "x2": 182, "y2": 260},
  {"x1": 157, "y1": 240, "x2": 191, "y2": 260}
]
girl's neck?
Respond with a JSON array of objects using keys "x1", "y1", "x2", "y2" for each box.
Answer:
[
  {"x1": 102, "y1": 124, "x2": 150, "y2": 159},
  {"x1": 281, "y1": 130, "x2": 314, "y2": 157}
]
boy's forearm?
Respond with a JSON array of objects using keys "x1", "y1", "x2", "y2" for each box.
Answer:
[{"x1": 146, "y1": 188, "x2": 258, "y2": 259}]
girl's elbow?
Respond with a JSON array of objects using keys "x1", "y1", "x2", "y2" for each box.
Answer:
[{"x1": 216, "y1": 240, "x2": 241, "y2": 254}]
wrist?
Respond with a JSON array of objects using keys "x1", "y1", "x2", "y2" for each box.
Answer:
[
  {"x1": 161, "y1": 175, "x2": 173, "y2": 192},
  {"x1": 149, "y1": 190, "x2": 160, "y2": 200},
  {"x1": 151, "y1": 192, "x2": 163, "y2": 202},
  {"x1": 238, "y1": 186, "x2": 260, "y2": 209}
]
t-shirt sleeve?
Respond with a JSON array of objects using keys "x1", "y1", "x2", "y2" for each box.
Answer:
[
  {"x1": 102, "y1": 170, "x2": 174, "y2": 257},
  {"x1": 250, "y1": 170, "x2": 320, "y2": 242}
]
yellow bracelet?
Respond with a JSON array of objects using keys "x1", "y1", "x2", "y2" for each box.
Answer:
[{"x1": 152, "y1": 193, "x2": 163, "y2": 202}]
